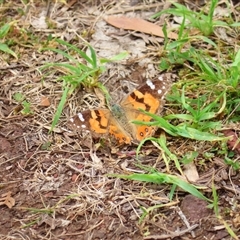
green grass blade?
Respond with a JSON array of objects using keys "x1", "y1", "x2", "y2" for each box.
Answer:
[
  {"x1": 231, "y1": 49, "x2": 240, "y2": 67},
  {"x1": 55, "y1": 38, "x2": 94, "y2": 66},
  {"x1": 133, "y1": 112, "x2": 226, "y2": 141},
  {"x1": 0, "y1": 43, "x2": 17, "y2": 58},
  {"x1": 43, "y1": 62, "x2": 84, "y2": 75},
  {"x1": 42, "y1": 48, "x2": 79, "y2": 63},
  {"x1": 88, "y1": 44, "x2": 97, "y2": 68},
  {"x1": 175, "y1": 124, "x2": 225, "y2": 141},
  {"x1": 50, "y1": 85, "x2": 69, "y2": 131},
  {"x1": 156, "y1": 135, "x2": 183, "y2": 174},
  {"x1": 0, "y1": 23, "x2": 11, "y2": 38},
  {"x1": 114, "y1": 172, "x2": 211, "y2": 202}
]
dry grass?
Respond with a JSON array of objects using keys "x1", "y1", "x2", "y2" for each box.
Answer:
[{"x1": 0, "y1": 0, "x2": 240, "y2": 239}]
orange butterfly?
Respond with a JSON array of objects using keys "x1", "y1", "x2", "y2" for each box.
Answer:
[{"x1": 69, "y1": 75, "x2": 171, "y2": 144}]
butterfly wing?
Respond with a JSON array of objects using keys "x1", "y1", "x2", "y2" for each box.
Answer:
[
  {"x1": 69, "y1": 109, "x2": 110, "y2": 134},
  {"x1": 69, "y1": 109, "x2": 132, "y2": 144},
  {"x1": 69, "y1": 75, "x2": 172, "y2": 144},
  {"x1": 120, "y1": 76, "x2": 171, "y2": 141}
]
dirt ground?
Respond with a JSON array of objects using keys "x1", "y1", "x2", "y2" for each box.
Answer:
[{"x1": 0, "y1": 1, "x2": 240, "y2": 239}]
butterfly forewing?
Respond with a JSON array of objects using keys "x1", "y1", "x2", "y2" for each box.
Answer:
[
  {"x1": 69, "y1": 109, "x2": 110, "y2": 134},
  {"x1": 120, "y1": 76, "x2": 172, "y2": 141}
]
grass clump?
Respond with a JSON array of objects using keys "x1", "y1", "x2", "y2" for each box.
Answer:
[
  {"x1": 0, "y1": 22, "x2": 18, "y2": 58},
  {"x1": 41, "y1": 38, "x2": 128, "y2": 130}
]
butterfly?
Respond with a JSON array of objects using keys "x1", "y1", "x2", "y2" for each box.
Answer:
[{"x1": 69, "y1": 75, "x2": 171, "y2": 144}]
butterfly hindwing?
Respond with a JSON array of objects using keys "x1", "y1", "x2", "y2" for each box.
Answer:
[{"x1": 69, "y1": 109, "x2": 132, "y2": 144}]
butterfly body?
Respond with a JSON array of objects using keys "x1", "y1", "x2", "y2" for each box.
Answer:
[{"x1": 69, "y1": 75, "x2": 171, "y2": 144}]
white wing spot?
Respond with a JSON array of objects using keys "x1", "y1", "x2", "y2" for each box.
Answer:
[
  {"x1": 81, "y1": 124, "x2": 86, "y2": 129},
  {"x1": 146, "y1": 79, "x2": 155, "y2": 90},
  {"x1": 78, "y1": 113, "x2": 85, "y2": 122},
  {"x1": 69, "y1": 118, "x2": 74, "y2": 123},
  {"x1": 158, "y1": 89, "x2": 163, "y2": 95}
]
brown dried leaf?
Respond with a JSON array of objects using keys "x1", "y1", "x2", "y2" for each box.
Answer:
[
  {"x1": 39, "y1": 96, "x2": 51, "y2": 107},
  {"x1": 105, "y1": 16, "x2": 178, "y2": 40},
  {"x1": 183, "y1": 162, "x2": 199, "y2": 182},
  {"x1": 0, "y1": 192, "x2": 15, "y2": 208},
  {"x1": 222, "y1": 130, "x2": 240, "y2": 154}
]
